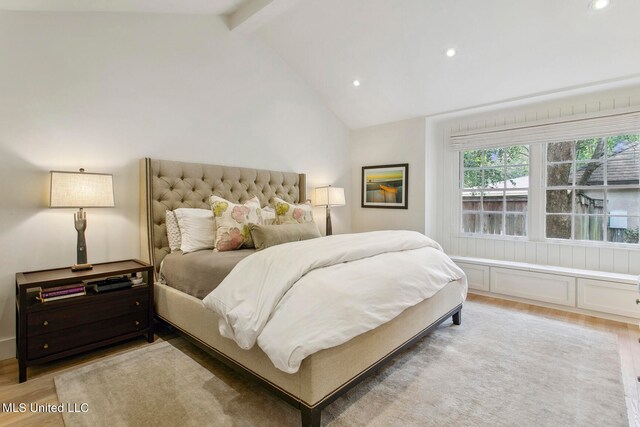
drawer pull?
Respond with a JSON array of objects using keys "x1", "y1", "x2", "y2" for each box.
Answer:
[
  {"x1": 43, "y1": 320, "x2": 49, "y2": 326},
  {"x1": 135, "y1": 301, "x2": 140, "y2": 306},
  {"x1": 135, "y1": 321, "x2": 140, "y2": 326},
  {"x1": 43, "y1": 343, "x2": 49, "y2": 349}
]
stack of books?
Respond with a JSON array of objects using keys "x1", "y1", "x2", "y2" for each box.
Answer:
[{"x1": 38, "y1": 284, "x2": 86, "y2": 302}]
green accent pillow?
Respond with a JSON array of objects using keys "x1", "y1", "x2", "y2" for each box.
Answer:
[{"x1": 249, "y1": 222, "x2": 321, "y2": 251}]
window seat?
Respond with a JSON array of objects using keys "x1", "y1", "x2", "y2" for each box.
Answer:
[{"x1": 450, "y1": 255, "x2": 640, "y2": 323}]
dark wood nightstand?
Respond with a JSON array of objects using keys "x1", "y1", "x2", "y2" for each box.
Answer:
[{"x1": 15, "y1": 259, "x2": 154, "y2": 382}]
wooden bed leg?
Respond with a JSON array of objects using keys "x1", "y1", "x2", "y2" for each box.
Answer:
[
  {"x1": 301, "y1": 405, "x2": 321, "y2": 427},
  {"x1": 452, "y1": 310, "x2": 461, "y2": 325}
]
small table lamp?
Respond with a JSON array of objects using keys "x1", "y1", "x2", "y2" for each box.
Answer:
[
  {"x1": 314, "y1": 185, "x2": 345, "y2": 236},
  {"x1": 49, "y1": 169, "x2": 115, "y2": 271}
]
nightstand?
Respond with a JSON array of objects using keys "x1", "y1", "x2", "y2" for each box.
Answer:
[{"x1": 15, "y1": 259, "x2": 154, "y2": 382}]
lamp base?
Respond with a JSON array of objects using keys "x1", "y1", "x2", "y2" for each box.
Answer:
[{"x1": 71, "y1": 263, "x2": 93, "y2": 272}]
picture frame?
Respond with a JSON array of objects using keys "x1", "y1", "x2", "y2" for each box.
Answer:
[{"x1": 361, "y1": 163, "x2": 409, "y2": 209}]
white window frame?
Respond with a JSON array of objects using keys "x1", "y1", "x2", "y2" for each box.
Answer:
[
  {"x1": 543, "y1": 137, "x2": 640, "y2": 247},
  {"x1": 459, "y1": 146, "x2": 530, "y2": 240}
]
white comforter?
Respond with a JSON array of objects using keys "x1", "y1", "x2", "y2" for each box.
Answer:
[{"x1": 202, "y1": 230, "x2": 466, "y2": 373}]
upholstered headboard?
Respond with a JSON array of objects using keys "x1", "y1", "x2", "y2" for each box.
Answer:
[{"x1": 140, "y1": 158, "x2": 306, "y2": 273}]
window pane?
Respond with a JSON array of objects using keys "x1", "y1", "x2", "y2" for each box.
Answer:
[
  {"x1": 463, "y1": 150, "x2": 483, "y2": 168},
  {"x1": 575, "y1": 190, "x2": 604, "y2": 215},
  {"x1": 547, "y1": 141, "x2": 573, "y2": 162},
  {"x1": 506, "y1": 194, "x2": 527, "y2": 212},
  {"x1": 461, "y1": 144, "x2": 529, "y2": 238},
  {"x1": 576, "y1": 138, "x2": 605, "y2": 161},
  {"x1": 544, "y1": 133, "x2": 639, "y2": 245},
  {"x1": 506, "y1": 145, "x2": 529, "y2": 165},
  {"x1": 574, "y1": 215, "x2": 604, "y2": 241},
  {"x1": 482, "y1": 191, "x2": 504, "y2": 212},
  {"x1": 546, "y1": 190, "x2": 572, "y2": 213},
  {"x1": 483, "y1": 167, "x2": 505, "y2": 189},
  {"x1": 482, "y1": 213, "x2": 503, "y2": 235},
  {"x1": 547, "y1": 164, "x2": 573, "y2": 187},
  {"x1": 606, "y1": 135, "x2": 640, "y2": 156},
  {"x1": 607, "y1": 189, "x2": 640, "y2": 216},
  {"x1": 462, "y1": 213, "x2": 480, "y2": 233},
  {"x1": 607, "y1": 138, "x2": 639, "y2": 185},
  {"x1": 546, "y1": 215, "x2": 572, "y2": 239},
  {"x1": 462, "y1": 191, "x2": 481, "y2": 211},
  {"x1": 575, "y1": 162, "x2": 604, "y2": 186},
  {"x1": 483, "y1": 148, "x2": 505, "y2": 167},
  {"x1": 505, "y1": 214, "x2": 526, "y2": 236},
  {"x1": 607, "y1": 216, "x2": 639, "y2": 244},
  {"x1": 463, "y1": 170, "x2": 482, "y2": 189},
  {"x1": 506, "y1": 166, "x2": 529, "y2": 188}
]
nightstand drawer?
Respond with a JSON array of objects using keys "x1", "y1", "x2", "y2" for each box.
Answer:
[
  {"x1": 27, "y1": 287, "x2": 148, "y2": 337},
  {"x1": 27, "y1": 311, "x2": 149, "y2": 360}
]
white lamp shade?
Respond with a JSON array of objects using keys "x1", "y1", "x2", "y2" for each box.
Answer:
[
  {"x1": 314, "y1": 186, "x2": 345, "y2": 207},
  {"x1": 50, "y1": 170, "x2": 115, "y2": 208}
]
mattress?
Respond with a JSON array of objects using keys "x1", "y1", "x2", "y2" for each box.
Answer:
[{"x1": 160, "y1": 249, "x2": 255, "y2": 299}]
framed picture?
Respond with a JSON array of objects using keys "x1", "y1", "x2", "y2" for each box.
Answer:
[{"x1": 361, "y1": 163, "x2": 408, "y2": 209}]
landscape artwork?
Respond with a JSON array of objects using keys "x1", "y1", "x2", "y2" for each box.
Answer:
[{"x1": 361, "y1": 164, "x2": 408, "y2": 209}]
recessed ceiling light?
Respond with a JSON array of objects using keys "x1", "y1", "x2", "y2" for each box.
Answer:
[
  {"x1": 590, "y1": 0, "x2": 610, "y2": 10},
  {"x1": 353, "y1": 80, "x2": 361, "y2": 87},
  {"x1": 445, "y1": 48, "x2": 456, "y2": 57}
]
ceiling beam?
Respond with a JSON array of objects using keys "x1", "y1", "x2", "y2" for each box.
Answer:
[{"x1": 227, "y1": 0, "x2": 300, "y2": 33}]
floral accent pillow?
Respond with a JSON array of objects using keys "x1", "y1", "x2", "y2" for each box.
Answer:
[
  {"x1": 261, "y1": 206, "x2": 277, "y2": 225},
  {"x1": 210, "y1": 195, "x2": 262, "y2": 251},
  {"x1": 273, "y1": 197, "x2": 314, "y2": 225}
]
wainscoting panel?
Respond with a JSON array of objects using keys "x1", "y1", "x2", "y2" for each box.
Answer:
[
  {"x1": 456, "y1": 262, "x2": 490, "y2": 291},
  {"x1": 577, "y1": 279, "x2": 640, "y2": 319},
  {"x1": 490, "y1": 268, "x2": 576, "y2": 307}
]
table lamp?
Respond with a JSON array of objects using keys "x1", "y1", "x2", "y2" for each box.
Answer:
[
  {"x1": 314, "y1": 185, "x2": 345, "y2": 236},
  {"x1": 49, "y1": 169, "x2": 115, "y2": 271}
]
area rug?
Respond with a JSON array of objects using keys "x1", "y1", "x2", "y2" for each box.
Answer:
[{"x1": 55, "y1": 301, "x2": 628, "y2": 427}]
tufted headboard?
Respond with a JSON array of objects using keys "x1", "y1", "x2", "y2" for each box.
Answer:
[{"x1": 140, "y1": 158, "x2": 306, "y2": 273}]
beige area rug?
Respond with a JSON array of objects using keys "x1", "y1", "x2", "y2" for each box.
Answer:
[{"x1": 55, "y1": 301, "x2": 628, "y2": 427}]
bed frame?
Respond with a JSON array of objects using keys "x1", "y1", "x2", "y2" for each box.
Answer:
[{"x1": 140, "y1": 158, "x2": 465, "y2": 427}]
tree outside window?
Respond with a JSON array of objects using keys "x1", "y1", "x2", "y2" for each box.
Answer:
[{"x1": 545, "y1": 134, "x2": 640, "y2": 244}]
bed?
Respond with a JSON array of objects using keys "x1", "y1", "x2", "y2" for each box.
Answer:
[{"x1": 139, "y1": 158, "x2": 467, "y2": 427}]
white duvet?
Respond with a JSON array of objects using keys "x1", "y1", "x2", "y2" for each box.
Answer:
[{"x1": 202, "y1": 230, "x2": 466, "y2": 373}]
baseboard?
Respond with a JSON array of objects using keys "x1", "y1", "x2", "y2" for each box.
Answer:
[
  {"x1": 469, "y1": 289, "x2": 638, "y2": 325},
  {"x1": 0, "y1": 337, "x2": 16, "y2": 361}
]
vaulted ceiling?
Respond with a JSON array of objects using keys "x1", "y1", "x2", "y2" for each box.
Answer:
[
  {"x1": 2, "y1": 0, "x2": 639, "y2": 129},
  {"x1": 258, "y1": 0, "x2": 640, "y2": 128}
]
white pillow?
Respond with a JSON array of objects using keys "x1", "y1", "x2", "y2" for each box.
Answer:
[
  {"x1": 173, "y1": 208, "x2": 215, "y2": 254},
  {"x1": 165, "y1": 210, "x2": 182, "y2": 253},
  {"x1": 261, "y1": 207, "x2": 277, "y2": 226}
]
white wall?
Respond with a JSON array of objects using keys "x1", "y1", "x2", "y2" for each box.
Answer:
[
  {"x1": 430, "y1": 84, "x2": 640, "y2": 275},
  {"x1": 350, "y1": 117, "x2": 426, "y2": 233},
  {"x1": 0, "y1": 11, "x2": 350, "y2": 359}
]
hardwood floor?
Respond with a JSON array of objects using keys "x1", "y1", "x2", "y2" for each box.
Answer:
[{"x1": 0, "y1": 294, "x2": 638, "y2": 426}]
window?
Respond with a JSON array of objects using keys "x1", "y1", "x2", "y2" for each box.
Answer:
[
  {"x1": 545, "y1": 134, "x2": 640, "y2": 244},
  {"x1": 461, "y1": 146, "x2": 529, "y2": 237}
]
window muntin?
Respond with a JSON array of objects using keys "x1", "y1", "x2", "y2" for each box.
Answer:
[
  {"x1": 461, "y1": 146, "x2": 529, "y2": 237},
  {"x1": 545, "y1": 134, "x2": 640, "y2": 244}
]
